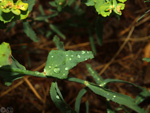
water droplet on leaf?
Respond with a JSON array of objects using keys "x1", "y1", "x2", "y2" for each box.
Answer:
[
  {"x1": 82, "y1": 51, "x2": 85, "y2": 54},
  {"x1": 54, "y1": 68, "x2": 60, "y2": 73},
  {"x1": 113, "y1": 95, "x2": 116, "y2": 98},
  {"x1": 35, "y1": 72, "x2": 40, "y2": 74},
  {"x1": 65, "y1": 67, "x2": 68, "y2": 70},
  {"x1": 56, "y1": 95, "x2": 60, "y2": 99},
  {"x1": 77, "y1": 55, "x2": 81, "y2": 58}
]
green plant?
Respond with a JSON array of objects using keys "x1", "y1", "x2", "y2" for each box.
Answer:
[
  {"x1": 0, "y1": 0, "x2": 32, "y2": 23},
  {"x1": 82, "y1": 0, "x2": 127, "y2": 17},
  {"x1": 0, "y1": 0, "x2": 150, "y2": 113},
  {"x1": 0, "y1": 37, "x2": 150, "y2": 113},
  {"x1": 143, "y1": 58, "x2": 150, "y2": 62}
]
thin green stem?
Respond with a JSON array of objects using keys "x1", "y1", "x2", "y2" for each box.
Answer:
[
  {"x1": 1, "y1": 66, "x2": 95, "y2": 86},
  {"x1": 1, "y1": 67, "x2": 46, "y2": 78}
]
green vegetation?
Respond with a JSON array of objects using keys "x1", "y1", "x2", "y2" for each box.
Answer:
[{"x1": 0, "y1": 0, "x2": 150, "y2": 113}]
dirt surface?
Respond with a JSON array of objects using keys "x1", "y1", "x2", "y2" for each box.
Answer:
[{"x1": 0, "y1": 0, "x2": 150, "y2": 113}]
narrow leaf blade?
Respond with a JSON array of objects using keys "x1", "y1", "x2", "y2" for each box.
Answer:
[
  {"x1": 50, "y1": 24, "x2": 66, "y2": 39},
  {"x1": 75, "y1": 88, "x2": 87, "y2": 113},
  {"x1": 23, "y1": 21, "x2": 39, "y2": 42},
  {"x1": 84, "y1": 82, "x2": 145, "y2": 113},
  {"x1": 50, "y1": 81, "x2": 76, "y2": 113}
]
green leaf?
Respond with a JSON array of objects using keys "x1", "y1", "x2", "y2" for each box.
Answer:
[
  {"x1": 67, "y1": 0, "x2": 75, "y2": 6},
  {"x1": 113, "y1": 3, "x2": 125, "y2": 15},
  {"x1": 0, "y1": 0, "x2": 30, "y2": 23},
  {"x1": 36, "y1": 4, "x2": 58, "y2": 23},
  {"x1": 0, "y1": 56, "x2": 26, "y2": 86},
  {"x1": 142, "y1": 58, "x2": 150, "y2": 62},
  {"x1": 23, "y1": 0, "x2": 35, "y2": 12},
  {"x1": 0, "y1": 10, "x2": 14, "y2": 23},
  {"x1": 50, "y1": 24, "x2": 66, "y2": 39},
  {"x1": 0, "y1": 42, "x2": 11, "y2": 67},
  {"x1": 118, "y1": 0, "x2": 127, "y2": 3},
  {"x1": 99, "y1": 79, "x2": 144, "y2": 88},
  {"x1": 81, "y1": 0, "x2": 95, "y2": 6},
  {"x1": 94, "y1": 1, "x2": 111, "y2": 17},
  {"x1": 92, "y1": 0, "x2": 127, "y2": 17},
  {"x1": 137, "y1": 9, "x2": 150, "y2": 22},
  {"x1": 49, "y1": 1, "x2": 57, "y2": 7},
  {"x1": 135, "y1": 88, "x2": 150, "y2": 105},
  {"x1": 13, "y1": 0, "x2": 29, "y2": 20},
  {"x1": 75, "y1": 88, "x2": 87, "y2": 113},
  {"x1": 53, "y1": 35, "x2": 65, "y2": 50},
  {"x1": 11, "y1": 8, "x2": 21, "y2": 15},
  {"x1": 0, "y1": 42, "x2": 46, "y2": 85},
  {"x1": 44, "y1": 50, "x2": 94, "y2": 79},
  {"x1": 23, "y1": 21, "x2": 39, "y2": 42},
  {"x1": 86, "y1": 64, "x2": 103, "y2": 84},
  {"x1": 16, "y1": 0, "x2": 28, "y2": 11},
  {"x1": 99, "y1": 78, "x2": 150, "y2": 105},
  {"x1": 50, "y1": 81, "x2": 76, "y2": 113},
  {"x1": 2, "y1": 8, "x2": 11, "y2": 13},
  {"x1": 84, "y1": 82, "x2": 146, "y2": 113},
  {"x1": 35, "y1": 13, "x2": 58, "y2": 21},
  {"x1": 15, "y1": 10, "x2": 29, "y2": 20}
]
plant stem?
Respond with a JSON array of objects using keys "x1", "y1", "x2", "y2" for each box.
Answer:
[{"x1": 1, "y1": 67, "x2": 46, "y2": 78}]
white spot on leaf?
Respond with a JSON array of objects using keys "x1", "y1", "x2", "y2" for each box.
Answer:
[
  {"x1": 65, "y1": 67, "x2": 68, "y2": 70},
  {"x1": 82, "y1": 51, "x2": 85, "y2": 54},
  {"x1": 56, "y1": 95, "x2": 60, "y2": 99},
  {"x1": 77, "y1": 55, "x2": 81, "y2": 58}
]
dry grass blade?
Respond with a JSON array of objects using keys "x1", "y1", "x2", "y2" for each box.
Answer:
[{"x1": 99, "y1": 26, "x2": 135, "y2": 75}]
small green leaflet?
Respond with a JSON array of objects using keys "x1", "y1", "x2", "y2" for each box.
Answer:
[
  {"x1": 53, "y1": 35, "x2": 65, "y2": 50},
  {"x1": 86, "y1": 64, "x2": 103, "y2": 84},
  {"x1": 44, "y1": 50, "x2": 94, "y2": 79},
  {"x1": 23, "y1": 21, "x2": 39, "y2": 42},
  {"x1": 81, "y1": 0, "x2": 94, "y2": 6},
  {"x1": 0, "y1": 42, "x2": 11, "y2": 67},
  {"x1": 143, "y1": 58, "x2": 150, "y2": 62}
]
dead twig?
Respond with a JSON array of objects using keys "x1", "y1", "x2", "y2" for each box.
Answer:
[{"x1": 99, "y1": 26, "x2": 135, "y2": 75}]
